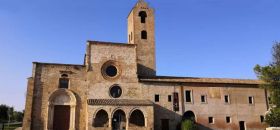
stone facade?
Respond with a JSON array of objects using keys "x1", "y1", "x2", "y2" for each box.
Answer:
[{"x1": 23, "y1": 0, "x2": 268, "y2": 130}]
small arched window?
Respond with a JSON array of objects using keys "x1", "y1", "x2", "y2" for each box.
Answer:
[
  {"x1": 141, "y1": 30, "x2": 147, "y2": 39},
  {"x1": 139, "y1": 11, "x2": 147, "y2": 23},
  {"x1": 59, "y1": 78, "x2": 69, "y2": 89},
  {"x1": 59, "y1": 74, "x2": 69, "y2": 89}
]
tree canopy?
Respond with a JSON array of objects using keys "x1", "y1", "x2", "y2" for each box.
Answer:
[
  {"x1": 254, "y1": 41, "x2": 280, "y2": 127},
  {"x1": 0, "y1": 104, "x2": 24, "y2": 123}
]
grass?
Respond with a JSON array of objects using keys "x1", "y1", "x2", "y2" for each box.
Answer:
[{"x1": 1, "y1": 123, "x2": 22, "y2": 130}]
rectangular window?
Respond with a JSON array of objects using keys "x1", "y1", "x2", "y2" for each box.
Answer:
[
  {"x1": 168, "y1": 95, "x2": 172, "y2": 102},
  {"x1": 209, "y1": 117, "x2": 214, "y2": 124},
  {"x1": 249, "y1": 96, "x2": 254, "y2": 104},
  {"x1": 201, "y1": 95, "x2": 206, "y2": 103},
  {"x1": 59, "y1": 78, "x2": 69, "y2": 89},
  {"x1": 185, "y1": 90, "x2": 192, "y2": 102},
  {"x1": 155, "y1": 95, "x2": 159, "y2": 102},
  {"x1": 226, "y1": 116, "x2": 231, "y2": 123},
  {"x1": 224, "y1": 95, "x2": 230, "y2": 103},
  {"x1": 260, "y1": 115, "x2": 264, "y2": 123}
]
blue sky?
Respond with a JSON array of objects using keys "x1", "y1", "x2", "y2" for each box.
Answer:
[{"x1": 0, "y1": 0, "x2": 279, "y2": 111}]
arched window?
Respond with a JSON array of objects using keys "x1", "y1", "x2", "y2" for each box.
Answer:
[
  {"x1": 59, "y1": 74, "x2": 69, "y2": 89},
  {"x1": 59, "y1": 78, "x2": 69, "y2": 89},
  {"x1": 139, "y1": 11, "x2": 147, "y2": 23},
  {"x1": 141, "y1": 30, "x2": 147, "y2": 39},
  {"x1": 129, "y1": 109, "x2": 145, "y2": 127},
  {"x1": 93, "y1": 109, "x2": 109, "y2": 127}
]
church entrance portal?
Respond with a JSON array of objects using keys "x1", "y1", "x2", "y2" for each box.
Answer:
[
  {"x1": 112, "y1": 110, "x2": 126, "y2": 130},
  {"x1": 47, "y1": 89, "x2": 76, "y2": 130},
  {"x1": 53, "y1": 105, "x2": 70, "y2": 130}
]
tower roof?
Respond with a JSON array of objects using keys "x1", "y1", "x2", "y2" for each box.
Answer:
[{"x1": 135, "y1": 0, "x2": 149, "y2": 8}]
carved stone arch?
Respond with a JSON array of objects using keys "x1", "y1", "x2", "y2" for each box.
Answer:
[
  {"x1": 111, "y1": 108, "x2": 126, "y2": 130},
  {"x1": 183, "y1": 110, "x2": 196, "y2": 122},
  {"x1": 93, "y1": 109, "x2": 109, "y2": 127},
  {"x1": 93, "y1": 107, "x2": 108, "y2": 118},
  {"x1": 129, "y1": 107, "x2": 147, "y2": 118},
  {"x1": 129, "y1": 108, "x2": 146, "y2": 127},
  {"x1": 111, "y1": 107, "x2": 126, "y2": 118},
  {"x1": 48, "y1": 89, "x2": 77, "y2": 105},
  {"x1": 47, "y1": 89, "x2": 77, "y2": 130}
]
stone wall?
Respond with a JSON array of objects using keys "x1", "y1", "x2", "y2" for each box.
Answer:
[
  {"x1": 23, "y1": 63, "x2": 87, "y2": 130},
  {"x1": 141, "y1": 82, "x2": 268, "y2": 130}
]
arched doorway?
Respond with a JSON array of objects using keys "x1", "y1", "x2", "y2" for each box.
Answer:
[
  {"x1": 112, "y1": 109, "x2": 126, "y2": 130},
  {"x1": 47, "y1": 89, "x2": 76, "y2": 130},
  {"x1": 129, "y1": 109, "x2": 145, "y2": 127},
  {"x1": 93, "y1": 109, "x2": 109, "y2": 127},
  {"x1": 183, "y1": 111, "x2": 196, "y2": 121}
]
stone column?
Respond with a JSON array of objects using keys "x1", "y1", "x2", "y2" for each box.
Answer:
[
  {"x1": 69, "y1": 105, "x2": 76, "y2": 130},
  {"x1": 145, "y1": 117, "x2": 148, "y2": 127},
  {"x1": 109, "y1": 118, "x2": 112, "y2": 128},
  {"x1": 126, "y1": 117, "x2": 129, "y2": 130},
  {"x1": 47, "y1": 104, "x2": 54, "y2": 130}
]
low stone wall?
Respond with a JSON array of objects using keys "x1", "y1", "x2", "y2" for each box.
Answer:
[{"x1": 267, "y1": 127, "x2": 280, "y2": 130}]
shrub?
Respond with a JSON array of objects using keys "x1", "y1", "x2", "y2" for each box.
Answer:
[
  {"x1": 181, "y1": 119, "x2": 197, "y2": 130},
  {"x1": 265, "y1": 108, "x2": 280, "y2": 127}
]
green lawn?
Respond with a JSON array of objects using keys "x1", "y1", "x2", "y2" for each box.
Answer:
[{"x1": 2, "y1": 123, "x2": 22, "y2": 130}]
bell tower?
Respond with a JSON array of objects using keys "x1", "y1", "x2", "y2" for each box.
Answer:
[{"x1": 128, "y1": 0, "x2": 156, "y2": 76}]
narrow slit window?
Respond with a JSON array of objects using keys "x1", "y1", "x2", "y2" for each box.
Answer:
[
  {"x1": 185, "y1": 90, "x2": 192, "y2": 102},
  {"x1": 249, "y1": 96, "x2": 254, "y2": 104},
  {"x1": 155, "y1": 94, "x2": 159, "y2": 102},
  {"x1": 260, "y1": 115, "x2": 264, "y2": 123},
  {"x1": 209, "y1": 117, "x2": 214, "y2": 124},
  {"x1": 201, "y1": 95, "x2": 206, "y2": 103},
  {"x1": 141, "y1": 30, "x2": 147, "y2": 39},
  {"x1": 168, "y1": 95, "x2": 172, "y2": 102},
  {"x1": 224, "y1": 95, "x2": 230, "y2": 103},
  {"x1": 226, "y1": 116, "x2": 231, "y2": 123}
]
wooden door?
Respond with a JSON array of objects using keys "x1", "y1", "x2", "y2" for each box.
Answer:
[
  {"x1": 53, "y1": 105, "x2": 70, "y2": 130},
  {"x1": 161, "y1": 119, "x2": 169, "y2": 130}
]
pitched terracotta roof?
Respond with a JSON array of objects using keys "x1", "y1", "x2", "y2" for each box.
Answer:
[
  {"x1": 87, "y1": 40, "x2": 135, "y2": 47},
  {"x1": 139, "y1": 76, "x2": 263, "y2": 85},
  {"x1": 87, "y1": 99, "x2": 153, "y2": 106},
  {"x1": 33, "y1": 62, "x2": 84, "y2": 67}
]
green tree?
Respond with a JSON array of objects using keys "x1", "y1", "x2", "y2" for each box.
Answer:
[
  {"x1": 181, "y1": 120, "x2": 197, "y2": 130},
  {"x1": 13, "y1": 111, "x2": 24, "y2": 122},
  {"x1": 0, "y1": 104, "x2": 24, "y2": 123},
  {"x1": 254, "y1": 41, "x2": 280, "y2": 127},
  {"x1": 265, "y1": 108, "x2": 280, "y2": 127},
  {"x1": 0, "y1": 104, "x2": 9, "y2": 122}
]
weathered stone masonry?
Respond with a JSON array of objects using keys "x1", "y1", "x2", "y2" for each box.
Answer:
[{"x1": 23, "y1": 0, "x2": 268, "y2": 130}]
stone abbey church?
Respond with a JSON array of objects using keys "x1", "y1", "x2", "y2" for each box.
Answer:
[{"x1": 23, "y1": 0, "x2": 268, "y2": 130}]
